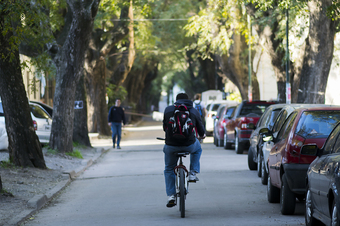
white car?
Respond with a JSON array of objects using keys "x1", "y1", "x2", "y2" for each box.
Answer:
[
  {"x1": 205, "y1": 100, "x2": 238, "y2": 135},
  {"x1": 0, "y1": 101, "x2": 52, "y2": 145}
]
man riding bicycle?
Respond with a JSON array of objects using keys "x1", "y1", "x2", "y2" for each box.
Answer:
[{"x1": 163, "y1": 93, "x2": 206, "y2": 208}]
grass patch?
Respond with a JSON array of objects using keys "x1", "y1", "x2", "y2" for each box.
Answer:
[
  {"x1": 0, "y1": 160, "x2": 15, "y2": 169},
  {"x1": 46, "y1": 146, "x2": 58, "y2": 155},
  {"x1": 73, "y1": 142, "x2": 86, "y2": 149},
  {"x1": 66, "y1": 149, "x2": 83, "y2": 159}
]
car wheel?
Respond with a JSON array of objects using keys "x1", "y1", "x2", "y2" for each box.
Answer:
[
  {"x1": 331, "y1": 200, "x2": 340, "y2": 226},
  {"x1": 305, "y1": 187, "x2": 321, "y2": 226},
  {"x1": 247, "y1": 148, "x2": 257, "y2": 170},
  {"x1": 267, "y1": 173, "x2": 280, "y2": 203},
  {"x1": 261, "y1": 157, "x2": 268, "y2": 185},
  {"x1": 280, "y1": 174, "x2": 296, "y2": 215},
  {"x1": 235, "y1": 133, "x2": 244, "y2": 154},
  {"x1": 257, "y1": 152, "x2": 262, "y2": 177},
  {"x1": 224, "y1": 133, "x2": 232, "y2": 149}
]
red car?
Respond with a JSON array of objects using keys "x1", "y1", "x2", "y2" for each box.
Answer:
[
  {"x1": 213, "y1": 105, "x2": 237, "y2": 147},
  {"x1": 224, "y1": 100, "x2": 276, "y2": 154},
  {"x1": 262, "y1": 106, "x2": 340, "y2": 215}
]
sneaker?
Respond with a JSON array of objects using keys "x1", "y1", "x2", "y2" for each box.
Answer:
[
  {"x1": 166, "y1": 195, "x2": 176, "y2": 208},
  {"x1": 189, "y1": 171, "x2": 199, "y2": 182},
  {"x1": 117, "y1": 146, "x2": 121, "y2": 149}
]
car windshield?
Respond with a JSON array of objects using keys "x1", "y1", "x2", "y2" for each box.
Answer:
[
  {"x1": 211, "y1": 104, "x2": 221, "y2": 111},
  {"x1": 239, "y1": 103, "x2": 271, "y2": 117},
  {"x1": 30, "y1": 105, "x2": 50, "y2": 119},
  {"x1": 295, "y1": 110, "x2": 340, "y2": 139}
]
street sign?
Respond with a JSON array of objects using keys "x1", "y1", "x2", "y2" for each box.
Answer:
[{"x1": 75, "y1": 101, "x2": 83, "y2": 109}]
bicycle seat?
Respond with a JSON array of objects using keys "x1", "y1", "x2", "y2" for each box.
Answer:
[{"x1": 175, "y1": 152, "x2": 190, "y2": 157}]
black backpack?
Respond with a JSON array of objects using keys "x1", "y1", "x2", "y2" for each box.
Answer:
[{"x1": 167, "y1": 104, "x2": 194, "y2": 141}]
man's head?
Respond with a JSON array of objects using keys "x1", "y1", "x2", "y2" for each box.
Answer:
[
  {"x1": 115, "y1": 99, "x2": 121, "y2": 107},
  {"x1": 176, "y1": 93, "x2": 189, "y2": 100},
  {"x1": 194, "y1": 93, "x2": 201, "y2": 100}
]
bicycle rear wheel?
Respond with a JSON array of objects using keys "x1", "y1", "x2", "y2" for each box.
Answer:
[{"x1": 179, "y1": 167, "x2": 186, "y2": 218}]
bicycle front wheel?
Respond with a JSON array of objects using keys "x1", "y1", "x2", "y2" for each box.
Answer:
[{"x1": 179, "y1": 167, "x2": 186, "y2": 218}]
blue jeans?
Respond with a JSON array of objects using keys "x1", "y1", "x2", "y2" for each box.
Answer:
[
  {"x1": 163, "y1": 139, "x2": 202, "y2": 196},
  {"x1": 111, "y1": 122, "x2": 122, "y2": 146}
]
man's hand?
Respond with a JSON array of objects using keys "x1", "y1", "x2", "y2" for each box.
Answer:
[
  {"x1": 108, "y1": 122, "x2": 112, "y2": 126},
  {"x1": 198, "y1": 134, "x2": 206, "y2": 139}
]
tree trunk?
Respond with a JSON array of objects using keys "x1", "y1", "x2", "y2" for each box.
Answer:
[
  {"x1": 73, "y1": 73, "x2": 91, "y2": 147},
  {"x1": 297, "y1": 0, "x2": 336, "y2": 103},
  {"x1": 198, "y1": 56, "x2": 217, "y2": 90},
  {"x1": 0, "y1": 9, "x2": 46, "y2": 168},
  {"x1": 85, "y1": 2, "x2": 131, "y2": 134},
  {"x1": 124, "y1": 60, "x2": 158, "y2": 114},
  {"x1": 49, "y1": 0, "x2": 100, "y2": 153},
  {"x1": 217, "y1": 32, "x2": 260, "y2": 101}
]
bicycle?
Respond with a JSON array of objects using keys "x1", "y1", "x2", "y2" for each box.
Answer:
[{"x1": 157, "y1": 137, "x2": 192, "y2": 218}]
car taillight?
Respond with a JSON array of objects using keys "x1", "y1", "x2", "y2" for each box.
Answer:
[
  {"x1": 286, "y1": 135, "x2": 305, "y2": 163},
  {"x1": 33, "y1": 120, "x2": 37, "y2": 130},
  {"x1": 240, "y1": 117, "x2": 255, "y2": 130}
]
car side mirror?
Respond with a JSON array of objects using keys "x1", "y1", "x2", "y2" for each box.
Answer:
[
  {"x1": 300, "y1": 144, "x2": 319, "y2": 156},
  {"x1": 259, "y1": 128, "x2": 269, "y2": 134}
]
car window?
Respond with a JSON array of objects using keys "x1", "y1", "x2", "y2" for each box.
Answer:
[
  {"x1": 272, "y1": 110, "x2": 288, "y2": 133},
  {"x1": 277, "y1": 112, "x2": 297, "y2": 141},
  {"x1": 206, "y1": 104, "x2": 211, "y2": 111},
  {"x1": 30, "y1": 105, "x2": 50, "y2": 119},
  {"x1": 257, "y1": 107, "x2": 272, "y2": 127},
  {"x1": 267, "y1": 109, "x2": 282, "y2": 130},
  {"x1": 239, "y1": 103, "x2": 271, "y2": 116},
  {"x1": 324, "y1": 123, "x2": 340, "y2": 154},
  {"x1": 231, "y1": 105, "x2": 239, "y2": 118},
  {"x1": 295, "y1": 110, "x2": 340, "y2": 139},
  {"x1": 211, "y1": 104, "x2": 221, "y2": 111},
  {"x1": 225, "y1": 107, "x2": 236, "y2": 118}
]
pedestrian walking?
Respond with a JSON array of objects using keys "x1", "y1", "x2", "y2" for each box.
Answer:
[{"x1": 108, "y1": 99, "x2": 126, "y2": 149}]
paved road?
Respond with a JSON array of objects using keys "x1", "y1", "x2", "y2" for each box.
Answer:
[{"x1": 23, "y1": 120, "x2": 305, "y2": 226}]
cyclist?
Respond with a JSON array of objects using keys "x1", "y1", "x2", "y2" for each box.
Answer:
[{"x1": 163, "y1": 93, "x2": 206, "y2": 208}]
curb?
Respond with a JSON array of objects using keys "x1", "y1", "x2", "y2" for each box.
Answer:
[{"x1": 8, "y1": 147, "x2": 106, "y2": 226}]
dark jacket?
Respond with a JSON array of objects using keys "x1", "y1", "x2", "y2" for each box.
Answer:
[
  {"x1": 108, "y1": 106, "x2": 126, "y2": 125},
  {"x1": 163, "y1": 99, "x2": 205, "y2": 146}
]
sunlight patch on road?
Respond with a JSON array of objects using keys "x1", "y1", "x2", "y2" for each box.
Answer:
[{"x1": 123, "y1": 126, "x2": 162, "y2": 132}]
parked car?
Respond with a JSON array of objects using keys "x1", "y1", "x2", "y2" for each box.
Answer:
[
  {"x1": 224, "y1": 100, "x2": 276, "y2": 154},
  {"x1": 248, "y1": 104, "x2": 285, "y2": 172},
  {"x1": 30, "y1": 101, "x2": 53, "y2": 117},
  {"x1": 303, "y1": 122, "x2": 340, "y2": 226},
  {"x1": 0, "y1": 102, "x2": 52, "y2": 145},
  {"x1": 259, "y1": 104, "x2": 309, "y2": 185},
  {"x1": 262, "y1": 106, "x2": 340, "y2": 215},
  {"x1": 213, "y1": 105, "x2": 237, "y2": 147},
  {"x1": 205, "y1": 100, "x2": 238, "y2": 135},
  {"x1": 0, "y1": 121, "x2": 8, "y2": 150},
  {"x1": 302, "y1": 122, "x2": 340, "y2": 225}
]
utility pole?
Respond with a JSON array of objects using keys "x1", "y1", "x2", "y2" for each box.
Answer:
[{"x1": 248, "y1": 15, "x2": 252, "y2": 102}]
